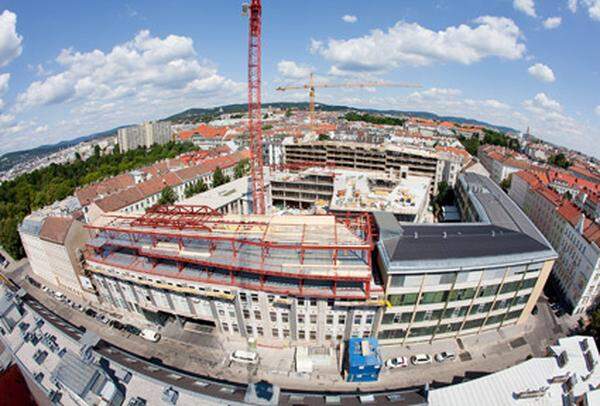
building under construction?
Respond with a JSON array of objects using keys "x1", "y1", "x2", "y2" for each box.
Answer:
[
  {"x1": 84, "y1": 206, "x2": 385, "y2": 343},
  {"x1": 82, "y1": 170, "x2": 558, "y2": 345}
]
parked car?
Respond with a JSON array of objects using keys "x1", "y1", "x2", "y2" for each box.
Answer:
[
  {"x1": 140, "y1": 329, "x2": 161, "y2": 342},
  {"x1": 124, "y1": 325, "x2": 141, "y2": 335},
  {"x1": 385, "y1": 356, "x2": 408, "y2": 369},
  {"x1": 41, "y1": 286, "x2": 49, "y2": 293},
  {"x1": 230, "y1": 350, "x2": 258, "y2": 364},
  {"x1": 411, "y1": 354, "x2": 432, "y2": 365},
  {"x1": 96, "y1": 314, "x2": 109, "y2": 324},
  {"x1": 109, "y1": 320, "x2": 125, "y2": 330},
  {"x1": 85, "y1": 308, "x2": 98, "y2": 318},
  {"x1": 435, "y1": 351, "x2": 456, "y2": 363}
]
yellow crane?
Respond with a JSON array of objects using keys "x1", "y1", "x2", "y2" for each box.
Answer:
[{"x1": 276, "y1": 73, "x2": 421, "y2": 131}]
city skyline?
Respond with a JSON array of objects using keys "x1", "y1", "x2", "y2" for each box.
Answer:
[{"x1": 0, "y1": 0, "x2": 599, "y2": 157}]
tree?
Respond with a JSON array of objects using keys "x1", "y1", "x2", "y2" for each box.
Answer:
[
  {"x1": 234, "y1": 159, "x2": 250, "y2": 179},
  {"x1": 184, "y1": 179, "x2": 208, "y2": 198},
  {"x1": 157, "y1": 186, "x2": 177, "y2": 205},
  {"x1": 548, "y1": 153, "x2": 571, "y2": 169},
  {"x1": 318, "y1": 134, "x2": 330, "y2": 141},
  {"x1": 500, "y1": 175, "x2": 512, "y2": 192},
  {"x1": 74, "y1": 152, "x2": 82, "y2": 161},
  {"x1": 284, "y1": 109, "x2": 292, "y2": 118},
  {"x1": 212, "y1": 167, "x2": 230, "y2": 188},
  {"x1": 93, "y1": 145, "x2": 101, "y2": 159}
]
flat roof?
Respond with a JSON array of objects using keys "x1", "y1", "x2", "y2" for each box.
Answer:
[{"x1": 376, "y1": 172, "x2": 557, "y2": 272}]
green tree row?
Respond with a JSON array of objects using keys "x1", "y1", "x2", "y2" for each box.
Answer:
[
  {"x1": 0, "y1": 141, "x2": 197, "y2": 260},
  {"x1": 459, "y1": 129, "x2": 520, "y2": 156},
  {"x1": 344, "y1": 112, "x2": 406, "y2": 126}
]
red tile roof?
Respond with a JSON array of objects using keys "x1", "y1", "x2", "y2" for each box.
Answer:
[
  {"x1": 75, "y1": 173, "x2": 136, "y2": 206},
  {"x1": 39, "y1": 216, "x2": 74, "y2": 244},
  {"x1": 178, "y1": 124, "x2": 229, "y2": 141}
]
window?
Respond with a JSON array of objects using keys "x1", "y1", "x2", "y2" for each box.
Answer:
[
  {"x1": 310, "y1": 299, "x2": 317, "y2": 306},
  {"x1": 272, "y1": 329, "x2": 279, "y2": 338},
  {"x1": 310, "y1": 314, "x2": 317, "y2": 324},
  {"x1": 388, "y1": 293, "x2": 418, "y2": 306},
  {"x1": 246, "y1": 326, "x2": 253, "y2": 334},
  {"x1": 243, "y1": 309, "x2": 250, "y2": 319},
  {"x1": 354, "y1": 315, "x2": 362, "y2": 325},
  {"x1": 310, "y1": 331, "x2": 316, "y2": 340},
  {"x1": 298, "y1": 314, "x2": 305, "y2": 323},
  {"x1": 257, "y1": 326, "x2": 264, "y2": 336},
  {"x1": 251, "y1": 293, "x2": 259, "y2": 302},
  {"x1": 270, "y1": 312, "x2": 277, "y2": 322},
  {"x1": 419, "y1": 291, "x2": 448, "y2": 304},
  {"x1": 298, "y1": 298, "x2": 305, "y2": 306},
  {"x1": 299, "y1": 331, "x2": 305, "y2": 339},
  {"x1": 338, "y1": 315, "x2": 346, "y2": 325},
  {"x1": 232, "y1": 323, "x2": 239, "y2": 333},
  {"x1": 222, "y1": 322, "x2": 229, "y2": 332},
  {"x1": 254, "y1": 310, "x2": 262, "y2": 320},
  {"x1": 283, "y1": 329, "x2": 290, "y2": 338},
  {"x1": 448, "y1": 288, "x2": 475, "y2": 302},
  {"x1": 365, "y1": 314, "x2": 374, "y2": 324},
  {"x1": 326, "y1": 315, "x2": 333, "y2": 324},
  {"x1": 282, "y1": 313, "x2": 289, "y2": 323}
]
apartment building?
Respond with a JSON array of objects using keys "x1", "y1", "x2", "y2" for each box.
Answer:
[
  {"x1": 375, "y1": 172, "x2": 557, "y2": 344},
  {"x1": 477, "y1": 144, "x2": 532, "y2": 183},
  {"x1": 83, "y1": 150, "x2": 249, "y2": 222},
  {"x1": 117, "y1": 121, "x2": 172, "y2": 152},
  {"x1": 19, "y1": 213, "x2": 96, "y2": 302},
  {"x1": 509, "y1": 171, "x2": 600, "y2": 314}
]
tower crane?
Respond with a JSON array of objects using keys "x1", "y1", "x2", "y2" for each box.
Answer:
[
  {"x1": 276, "y1": 73, "x2": 421, "y2": 131},
  {"x1": 242, "y1": 0, "x2": 266, "y2": 215}
]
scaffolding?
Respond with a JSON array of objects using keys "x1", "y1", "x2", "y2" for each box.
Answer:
[{"x1": 84, "y1": 205, "x2": 377, "y2": 300}]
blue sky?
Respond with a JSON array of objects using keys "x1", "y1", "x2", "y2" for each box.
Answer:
[{"x1": 0, "y1": 0, "x2": 599, "y2": 157}]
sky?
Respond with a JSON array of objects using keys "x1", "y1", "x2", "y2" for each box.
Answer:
[{"x1": 0, "y1": 0, "x2": 599, "y2": 157}]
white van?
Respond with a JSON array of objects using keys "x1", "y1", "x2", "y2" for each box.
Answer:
[
  {"x1": 230, "y1": 350, "x2": 258, "y2": 364},
  {"x1": 140, "y1": 329, "x2": 161, "y2": 342}
]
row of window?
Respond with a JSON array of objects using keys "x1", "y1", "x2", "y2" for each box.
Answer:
[
  {"x1": 382, "y1": 295, "x2": 530, "y2": 325},
  {"x1": 387, "y1": 278, "x2": 536, "y2": 307},
  {"x1": 378, "y1": 309, "x2": 522, "y2": 340}
]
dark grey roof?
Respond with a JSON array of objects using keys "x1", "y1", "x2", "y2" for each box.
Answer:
[
  {"x1": 383, "y1": 224, "x2": 549, "y2": 262},
  {"x1": 376, "y1": 172, "x2": 557, "y2": 270}
]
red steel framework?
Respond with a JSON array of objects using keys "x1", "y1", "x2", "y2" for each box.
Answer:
[
  {"x1": 84, "y1": 206, "x2": 377, "y2": 299},
  {"x1": 247, "y1": 0, "x2": 266, "y2": 215}
]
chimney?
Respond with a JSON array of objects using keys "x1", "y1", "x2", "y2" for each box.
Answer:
[{"x1": 576, "y1": 214, "x2": 586, "y2": 234}]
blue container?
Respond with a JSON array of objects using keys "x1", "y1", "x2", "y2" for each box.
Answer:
[{"x1": 346, "y1": 337, "x2": 382, "y2": 382}]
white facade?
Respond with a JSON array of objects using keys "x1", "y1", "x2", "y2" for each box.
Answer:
[{"x1": 118, "y1": 121, "x2": 172, "y2": 152}]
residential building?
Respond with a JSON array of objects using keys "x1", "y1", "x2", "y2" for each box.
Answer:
[
  {"x1": 177, "y1": 124, "x2": 230, "y2": 149},
  {"x1": 18, "y1": 199, "x2": 97, "y2": 302},
  {"x1": 477, "y1": 144, "x2": 532, "y2": 183},
  {"x1": 509, "y1": 171, "x2": 600, "y2": 314},
  {"x1": 117, "y1": 121, "x2": 172, "y2": 152}
]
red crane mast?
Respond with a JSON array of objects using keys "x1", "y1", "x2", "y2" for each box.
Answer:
[{"x1": 245, "y1": 0, "x2": 266, "y2": 214}]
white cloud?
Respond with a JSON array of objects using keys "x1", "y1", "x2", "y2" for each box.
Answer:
[
  {"x1": 277, "y1": 60, "x2": 313, "y2": 80},
  {"x1": 584, "y1": 0, "x2": 600, "y2": 20},
  {"x1": 34, "y1": 125, "x2": 48, "y2": 133},
  {"x1": 595, "y1": 105, "x2": 600, "y2": 115},
  {"x1": 523, "y1": 92, "x2": 562, "y2": 112},
  {"x1": 543, "y1": 17, "x2": 562, "y2": 29},
  {"x1": 572, "y1": 1, "x2": 600, "y2": 20},
  {"x1": 0, "y1": 72, "x2": 9, "y2": 109},
  {"x1": 15, "y1": 30, "x2": 243, "y2": 111},
  {"x1": 528, "y1": 63, "x2": 556, "y2": 82},
  {"x1": 513, "y1": 0, "x2": 537, "y2": 17},
  {"x1": 311, "y1": 16, "x2": 526, "y2": 74},
  {"x1": 569, "y1": 0, "x2": 578, "y2": 13},
  {"x1": 0, "y1": 10, "x2": 22, "y2": 67},
  {"x1": 342, "y1": 15, "x2": 358, "y2": 23}
]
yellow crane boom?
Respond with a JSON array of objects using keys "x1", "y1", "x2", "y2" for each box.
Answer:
[{"x1": 276, "y1": 73, "x2": 421, "y2": 131}]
